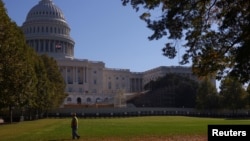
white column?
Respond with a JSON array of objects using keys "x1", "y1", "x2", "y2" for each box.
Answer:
[
  {"x1": 65, "y1": 66, "x2": 68, "y2": 84},
  {"x1": 51, "y1": 40, "x2": 54, "y2": 52},
  {"x1": 49, "y1": 40, "x2": 52, "y2": 52},
  {"x1": 76, "y1": 67, "x2": 78, "y2": 84},
  {"x1": 65, "y1": 42, "x2": 68, "y2": 55},
  {"x1": 63, "y1": 42, "x2": 65, "y2": 54},
  {"x1": 43, "y1": 40, "x2": 46, "y2": 52},
  {"x1": 39, "y1": 40, "x2": 42, "y2": 52},
  {"x1": 73, "y1": 66, "x2": 76, "y2": 83}
]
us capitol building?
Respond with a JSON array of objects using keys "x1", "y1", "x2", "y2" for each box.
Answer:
[{"x1": 21, "y1": 0, "x2": 201, "y2": 107}]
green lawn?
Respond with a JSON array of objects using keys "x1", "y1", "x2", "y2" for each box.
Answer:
[{"x1": 0, "y1": 116, "x2": 250, "y2": 141}]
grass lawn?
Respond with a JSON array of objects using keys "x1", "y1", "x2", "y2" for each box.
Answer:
[{"x1": 0, "y1": 116, "x2": 250, "y2": 141}]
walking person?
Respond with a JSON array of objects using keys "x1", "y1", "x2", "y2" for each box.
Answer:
[{"x1": 71, "y1": 113, "x2": 80, "y2": 139}]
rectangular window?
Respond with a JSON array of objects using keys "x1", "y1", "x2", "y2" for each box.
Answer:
[{"x1": 108, "y1": 82, "x2": 112, "y2": 89}]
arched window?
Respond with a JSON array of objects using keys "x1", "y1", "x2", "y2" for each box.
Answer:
[
  {"x1": 77, "y1": 97, "x2": 81, "y2": 104},
  {"x1": 87, "y1": 98, "x2": 91, "y2": 103},
  {"x1": 96, "y1": 98, "x2": 101, "y2": 103}
]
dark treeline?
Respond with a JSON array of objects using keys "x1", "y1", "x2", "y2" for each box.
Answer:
[
  {"x1": 128, "y1": 74, "x2": 198, "y2": 108},
  {"x1": 128, "y1": 74, "x2": 250, "y2": 115}
]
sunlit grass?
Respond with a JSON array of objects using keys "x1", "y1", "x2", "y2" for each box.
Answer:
[{"x1": 0, "y1": 116, "x2": 250, "y2": 141}]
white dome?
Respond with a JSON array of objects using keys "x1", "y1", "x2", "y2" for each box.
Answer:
[{"x1": 22, "y1": 0, "x2": 75, "y2": 59}]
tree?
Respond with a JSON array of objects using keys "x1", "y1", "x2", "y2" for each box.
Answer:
[
  {"x1": 0, "y1": 0, "x2": 38, "y2": 123},
  {"x1": 175, "y1": 81, "x2": 197, "y2": 108},
  {"x1": 122, "y1": 0, "x2": 250, "y2": 83},
  {"x1": 16, "y1": 47, "x2": 38, "y2": 120},
  {"x1": 0, "y1": 0, "x2": 68, "y2": 121},
  {"x1": 40, "y1": 55, "x2": 67, "y2": 110},
  {"x1": 130, "y1": 73, "x2": 198, "y2": 107},
  {"x1": 26, "y1": 54, "x2": 48, "y2": 119},
  {"x1": 196, "y1": 77, "x2": 220, "y2": 111},
  {"x1": 219, "y1": 76, "x2": 247, "y2": 114}
]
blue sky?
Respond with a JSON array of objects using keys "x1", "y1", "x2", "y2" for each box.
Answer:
[{"x1": 3, "y1": 0, "x2": 190, "y2": 72}]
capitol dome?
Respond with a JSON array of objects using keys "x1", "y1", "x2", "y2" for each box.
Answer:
[
  {"x1": 22, "y1": 0, "x2": 75, "y2": 59},
  {"x1": 25, "y1": 0, "x2": 65, "y2": 22}
]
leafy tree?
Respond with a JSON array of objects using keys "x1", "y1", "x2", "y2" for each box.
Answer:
[
  {"x1": 175, "y1": 81, "x2": 197, "y2": 108},
  {"x1": 40, "y1": 55, "x2": 67, "y2": 110},
  {"x1": 196, "y1": 77, "x2": 220, "y2": 111},
  {"x1": 16, "y1": 47, "x2": 38, "y2": 120},
  {"x1": 0, "y1": 1, "x2": 68, "y2": 121},
  {"x1": 219, "y1": 76, "x2": 247, "y2": 114},
  {"x1": 122, "y1": 0, "x2": 250, "y2": 83},
  {"x1": 0, "y1": 0, "x2": 37, "y2": 123},
  {"x1": 24, "y1": 54, "x2": 47, "y2": 119},
  {"x1": 130, "y1": 73, "x2": 198, "y2": 107}
]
